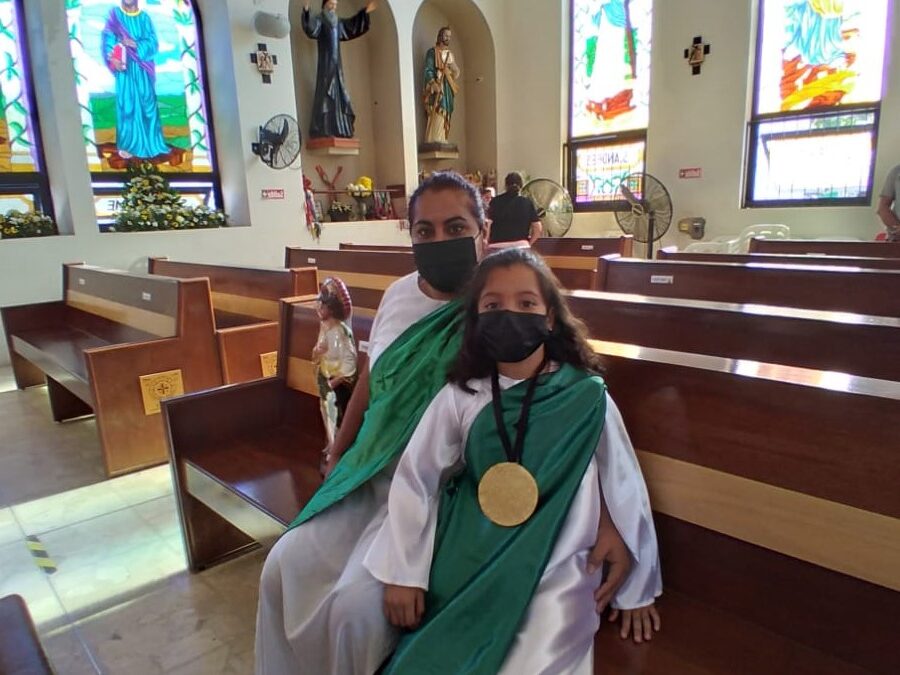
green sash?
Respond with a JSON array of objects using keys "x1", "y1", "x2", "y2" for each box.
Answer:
[
  {"x1": 384, "y1": 365, "x2": 606, "y2": 675},
  {"x1": 288, "y1": 300, "x2": 462, "y2": 529}
]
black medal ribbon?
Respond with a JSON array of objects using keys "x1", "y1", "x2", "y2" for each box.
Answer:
[{"x1": 489, "y1": 357, "x2": 548, "y2": 465}]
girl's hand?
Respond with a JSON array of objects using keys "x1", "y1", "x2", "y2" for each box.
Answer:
[
  {"x1": 328, "y1": 376, "x2": 345, "y2": 389},
  {"x1": 609, "y1": 604, "x2": 661, "y2": 644},
  {"x1": 383, "y1": 584, "x2": 425, "y2": 629}
]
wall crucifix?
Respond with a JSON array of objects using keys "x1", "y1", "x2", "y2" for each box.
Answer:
[
  {"x1": 251, "y1": 43, "x2": 278, "y2": 84},
  {"x1": 684, "y1": 36, "x2": 711, "y2": 75}
]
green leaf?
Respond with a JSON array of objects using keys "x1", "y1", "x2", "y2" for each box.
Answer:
[{"x1": 12, "y1": 100, "x2": 28, "y2": 117}]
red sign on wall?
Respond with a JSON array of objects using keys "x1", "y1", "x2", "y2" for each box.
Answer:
[
  {"x1": 678, "y1": 167, "x2": 703, "y2": 179},
  {"x1": 261, "y1": 189, "x2": 285, "y2": 200}
]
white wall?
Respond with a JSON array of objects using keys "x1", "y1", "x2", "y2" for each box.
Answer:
[{"x1": 488, "y1": 0, "x2": 900, "y2": 250}]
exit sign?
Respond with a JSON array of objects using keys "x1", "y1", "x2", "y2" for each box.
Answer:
[{"x1": 261, "y1": 188, "x2": 285, "y2": 200}]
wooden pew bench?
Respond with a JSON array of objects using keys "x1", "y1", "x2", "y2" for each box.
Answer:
[
  {"x1": 285, "y1": 247, "x2": 415, "y2": 316},
  {"x1": 163, "y1": 298, "x2": 372, "y2": 571},
  {"x1": 336, "y1": 237, "x2": 634, "y2": 291},
  {"x1": 596, "y1": 254, "x2": 900, "y2": 317},
  {"x1": 589, "y1": 341, "x2": 900, "y2": 674},
  {"x1": 658, "y1": 246, "x2": 900, "y2": 271},
  {"x1": 749, "y1": 237, "x2": 900, "y2": 258},
  {"x1": 148, "y1": 258, "x2": 318, "y2": 383},
  {"x1": 1, "y1": 263, "x2": 221, "y2": 476},
  {"x1": 0, "y1": 595, "x2": 53, "y2": 675},
  {"x1": 568, "y1": 291, "x2": 900, "y2": 381}
]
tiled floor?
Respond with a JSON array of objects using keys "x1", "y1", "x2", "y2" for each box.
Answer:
[{"x1": 0, "y1": 381, "x2": 263, "y2": 674}]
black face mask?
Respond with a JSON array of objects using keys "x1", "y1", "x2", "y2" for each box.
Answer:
[
  {"x1": 412, "y1": 236, "x2": 478, "y2": 294},
  {"x1": 476, "y1": 310, "x2": 550, "y2": 363}
]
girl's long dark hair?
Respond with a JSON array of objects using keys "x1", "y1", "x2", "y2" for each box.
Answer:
[{"x1": 448, "y1": 247, "x2": 603, "y2": 391}]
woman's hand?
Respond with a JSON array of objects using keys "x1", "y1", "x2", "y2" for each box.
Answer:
[
  {"x1": 383, "y1": 584, "x2": 425, "y2": 629},
  {"x1": 609, "y1": 604, "x2": 661, "y2": 643}
]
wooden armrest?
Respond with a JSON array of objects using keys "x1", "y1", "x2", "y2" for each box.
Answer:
[{"x1": 163, "y1": 377, "x2": 286, "y2": 453}]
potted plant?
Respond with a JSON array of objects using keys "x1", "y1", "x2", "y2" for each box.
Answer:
[
  {"x1": 328, "y1": 200, "x2": 353, "y2": 222},
  {"x1": 0, "y1": 210, "x2": 58, "y2": 239},
  {"x1": 110, "y1": 162, "x2": 226, "y2": 232}
]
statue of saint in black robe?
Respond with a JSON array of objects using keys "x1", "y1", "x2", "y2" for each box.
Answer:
[{"x1": 302, "y1": 6, "x2": 371, "y2": 139}]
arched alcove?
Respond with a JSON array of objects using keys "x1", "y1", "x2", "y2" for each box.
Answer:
[
  {"x1": 290, "y1": 1, "x2": 404, "y2": 203},
  {"x1": 412, "y1": 0, "x2": 497, "y2": 179}
]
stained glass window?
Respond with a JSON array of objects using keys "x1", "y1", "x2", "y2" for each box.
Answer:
[
  {"x1": 0, "y1": 0, "x2": 52, "y2": 216},
  {"x1": 65, "y1": 0, "x2": 220, "y2": 225},
  {"x1": 568, "y1": 0, "x2": 653, "y2": 210},
  {"x1": 746, "y1": 0, "x2": 889, "y2": 207},
  {"x1": 573, "y1": 139, "x2": 645, "y2": 205}
]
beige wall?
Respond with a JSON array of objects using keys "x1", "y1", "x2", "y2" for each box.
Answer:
[{"x1": 490, "y1": 0, "x2": 900, "y2": 249}]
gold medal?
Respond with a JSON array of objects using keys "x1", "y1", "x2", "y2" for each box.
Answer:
[{"x1": 478, "y1": 462, "x2": 539, "y2": 527}]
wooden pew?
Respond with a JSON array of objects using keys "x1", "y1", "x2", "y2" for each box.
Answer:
[
  {"x1": 530, "y1": 237, "x2": 633, "y2": 290},
  {"x1": 1, "y1": 263, "x2": 222, "y2": 476},
  {"x1": 657, "y1": 247, "x2": 900, "y2": 270},
  {"x1": 148, "y1": 258, "x2": 318, "y2": 383},
  {"x1": 750, "y1": 237, "x2": 900, "y2": 258},
  {"x1": 567, "y1": 291, "x2": 900, "y2": 381},
  {"x1": 337, "y1": 237, "x2": 634, "y2": 291},
  {"x1": 590, "y1": 341, "x2": 899, "y2": 674},
  {"x1": 340, "y1": 242, "x2": 410, "y2": 252},
  {"x1": 0, "y1": 595, "x2": 52, "y2": 675},
  {"x1": 595, "y1": 255, "x2": 900, "y2": 317},
  {"x1": 285, "y1": 247, "x2": 416, "y2": 316},
  {"x1": 163, "y1": 297, "x2": 372, "y2": 571}
]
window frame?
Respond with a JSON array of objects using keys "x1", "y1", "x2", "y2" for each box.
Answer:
[
  {"x1": 69, "y1": 0, "x2": 223, "y2": 224},
  {"x1": 743, "y1": 0, "x2": 886, "y2": 209},
  {"x1": 0, "y1": 0, "x2": 54, "y2": 218},
  {"x1": 566, "y1": 129, "x2": 648, "y2": 213},
  {"x1": 567, "y1": 0, "x2": 652, "y2": 213}
]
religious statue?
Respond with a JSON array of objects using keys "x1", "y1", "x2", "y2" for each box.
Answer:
[
  {"x1": 101, "y1": 0, "x2": 170, "y2": 161},
  {"x1": 302, "y1": 1, "x2": 377, "y2": 139},
  {"x1": 421, "y1": 26, "x2": 460, "y2": 151}
]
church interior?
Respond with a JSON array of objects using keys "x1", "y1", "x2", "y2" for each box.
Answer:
[{"x1": 1, "y1": 0, "x2": 898, "y2": 673}]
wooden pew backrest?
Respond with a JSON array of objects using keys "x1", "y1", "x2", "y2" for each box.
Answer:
[
  {"x1": 598, "y1": 343, "x2": 900, "y2": 673},
  {"x1": 148, "y1": 257, "x2": 318, "y2": 324},
  {"x1": 339, "y1": 243, "x2": 411, "y2": 252},
  {"x1": 533, "y1": 235, "x2": 633, "y2": 257},
  {"x1": 658, "y1": 248, "x2": 900, "y2": 270},
  {"x1": 749, "y1": 237, "x2": 900, "y2": 258},
  {"x1": 568, "y1": 291, "x2": 900, "y2": 381},
  {"x1": 285, "y1": 248, "x2": 416, "y2": 316},
  {"x1": 595, "y1": 255, "x2": 900, "y2": 317},
  {"x1": 65, "y1": 263, "x2": 179, "y2": 339}
]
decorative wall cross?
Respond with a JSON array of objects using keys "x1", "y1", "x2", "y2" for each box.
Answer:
[
  {"x1": 684, "y1": 36, "x2": 711, "y2": 75},
  {"x1": 251, "y1": 43, "x2": 278, "y2": 84}
]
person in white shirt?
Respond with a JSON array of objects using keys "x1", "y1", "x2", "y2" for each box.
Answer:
[{"x1": 877, "y1": 164, "x2": 900, "y2": 242}]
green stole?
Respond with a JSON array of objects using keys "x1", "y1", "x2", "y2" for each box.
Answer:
[
  {"x1": 384, "y1": 365, "x2": 607, "y2": 674},
  {"x1": 288, "y1": 300, "x2": 462, "y2": 529}
]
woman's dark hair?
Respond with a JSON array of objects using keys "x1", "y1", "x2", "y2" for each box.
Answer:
[
  {"x1": 408, "y1": 171, "x2": 486, "y2": 229},
  {"x1": 448, "y1": 247, "x2": 603, "y2": 390}
]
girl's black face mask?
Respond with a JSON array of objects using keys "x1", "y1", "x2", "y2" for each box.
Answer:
[
  {"x1": 412, "y1": 236, "x2": 478, "y2": 294},
  {"x1": 476, "y1": 310, "x2": 550, "y2": 363}
]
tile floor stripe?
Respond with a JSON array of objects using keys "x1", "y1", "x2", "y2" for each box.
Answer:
[{"x1": 25, "y1": 535, "x2": 58, "y2": 574}]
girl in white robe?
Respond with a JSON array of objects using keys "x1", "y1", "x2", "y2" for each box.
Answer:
[{"x1": 364, "y1": 247, "x2": 662, "y2": 673}]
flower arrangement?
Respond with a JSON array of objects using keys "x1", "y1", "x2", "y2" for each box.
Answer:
[
  {"x1": 111, "y1": 162, "x2": 226, "y2": 232},
  {"x1": 346, "y1": 176, "x2": 373, "y2": 198},
  {"x1": 328, "y1": 200, "x2": 354, "y2": 222},
  {"x1": 0, "y1": 210, "x2": 58, "y2": 239}
]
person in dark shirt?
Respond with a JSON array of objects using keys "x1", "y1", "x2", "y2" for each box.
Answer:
[{"x1": 488, "y1": 172, "x2": 543, "y2": 245}]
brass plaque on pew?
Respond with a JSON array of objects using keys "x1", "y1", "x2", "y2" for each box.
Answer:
[
  {"x1": 138, "y1": 369, "x2": 185, "y2": 415},
  {"x1": 260, "y1": 351, "x2": 278, "y2": 378}
]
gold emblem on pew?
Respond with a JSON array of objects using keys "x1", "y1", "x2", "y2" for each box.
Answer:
[
  {"x1": 139, "y1": 369, "x2": 185, "y2": 415},
  {"x1": 260, "y1": 351, "x2": 278, "y2": 378}
]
